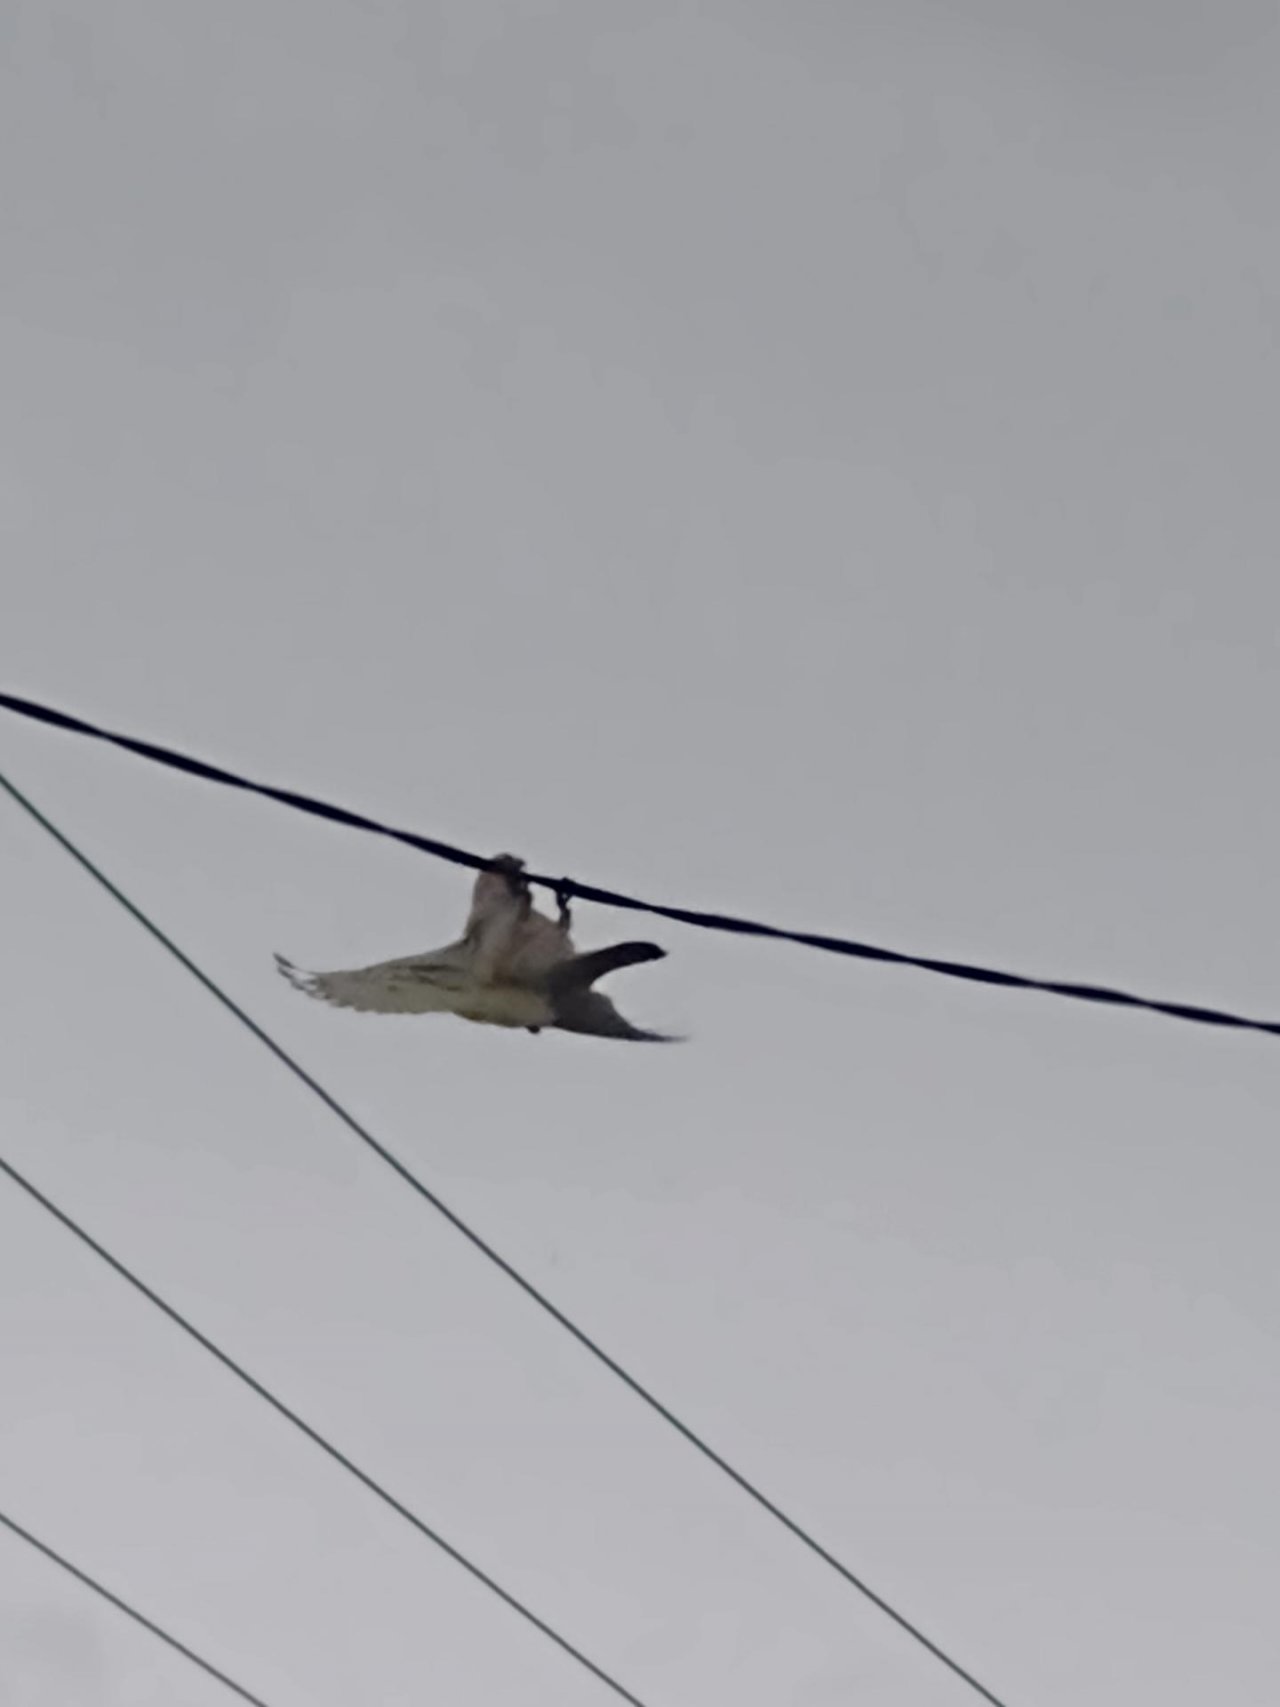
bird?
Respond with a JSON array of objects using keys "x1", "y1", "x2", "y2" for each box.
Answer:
[{"x1": 275, "y1": 854, "x2": 678, "y2": 1042}]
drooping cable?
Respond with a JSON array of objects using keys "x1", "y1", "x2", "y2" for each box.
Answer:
[{"x1": 1, "y1": 689, "x2": 1273, "y2": 1041}]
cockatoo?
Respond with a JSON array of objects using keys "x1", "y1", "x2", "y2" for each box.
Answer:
[{"x1": 276, "y1": 855, "x2": 676, "y2": 1041}]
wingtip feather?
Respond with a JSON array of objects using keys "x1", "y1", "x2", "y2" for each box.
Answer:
[{"x1": 274, "y1": 953, "x2": 316, "y2": 994}]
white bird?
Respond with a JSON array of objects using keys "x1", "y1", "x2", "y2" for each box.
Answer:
[{"x1": 275, "y1": 855, "x2": 677, "y2": 1042}]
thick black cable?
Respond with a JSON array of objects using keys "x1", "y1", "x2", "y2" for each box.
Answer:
[
  {"x1": 1, "y1": 688, "x2": 1275, "y2": 1040},
  {"x1": 1, "y1": 767, "x2": 1010, "y2": 1707},
  {"x1": 0, "y1": 1151, "x2": 648, "y2": 1707},
  {"x1": 0, "y1": 1509, "x2": 274, "y2": 1706}
]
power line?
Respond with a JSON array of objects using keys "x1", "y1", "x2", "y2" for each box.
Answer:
[
  {"x1": 1, "y1": 687, "x2": 1274, "y2": 1042},
  {"x1": 0, "y1": 1151, "x2": 649, "y2": 1707},
  {"x1": 2, "y1": 766, "x2": 1011, "y2": 1707},
  {"x1": 0, "y1": 1509, "x2": 274, "y2": 1707}
]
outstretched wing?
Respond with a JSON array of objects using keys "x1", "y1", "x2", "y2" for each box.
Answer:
[
  {"x1": 275, "y1": 947, "x2": 471, "y2": 1014},
  {"x1": 550, "y1": 987, "x2": 679, "y2": 1042}
]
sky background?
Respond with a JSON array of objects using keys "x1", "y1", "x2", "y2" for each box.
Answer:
[{"x1": 3, "y1": 2, "x2": 1280, "y2": 1703}]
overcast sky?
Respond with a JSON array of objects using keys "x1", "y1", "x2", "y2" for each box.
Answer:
[{"x1": 3, "y1": 3, "x2": 1280, "y2": 1704}]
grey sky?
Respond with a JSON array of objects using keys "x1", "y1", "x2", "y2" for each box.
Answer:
[{"x1": 3, "y1": 3, "x2": 1279, "y2": 1703}]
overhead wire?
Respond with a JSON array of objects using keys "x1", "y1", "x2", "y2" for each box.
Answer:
[
  {"x1": 0, "y1": 1149, "x2": 650, "y2": 1706},
  {"x1": 0, "y1": 1508, "x2": 274, "y2": 1707},
  {"x1": 1, "y1": 764, "x2": 1011, "y2": 1707},
  {"x1": 2, "y1": 688, "x2": 1275, "y2": 1042}
]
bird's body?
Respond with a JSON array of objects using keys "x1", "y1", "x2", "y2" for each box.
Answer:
[{"x1": 276, "y1": 855, "x2": 675, "y2": 1042}]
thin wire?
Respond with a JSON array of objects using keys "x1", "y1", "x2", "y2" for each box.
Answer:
[
  {"x1": 1, "y1": 766, "x2": 1010, "y2": 1707},
  {"x1": 2, "y1": 688, "x2": 1275, "y2": 1041},
  {"x1": 0, "y1": 1509, "x2": 274, "y2": 1707},
  {"x1": 0, "y1": 1151, "x2": 649, "y2": 1707}
]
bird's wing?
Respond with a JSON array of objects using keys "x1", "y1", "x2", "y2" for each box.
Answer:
[
  {"x1": 549, "y1": 987, "x2": 679, "y2": 1042},
  {"x1": 274, "y1": 944, "x2": 472, "y2": 1014}
]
